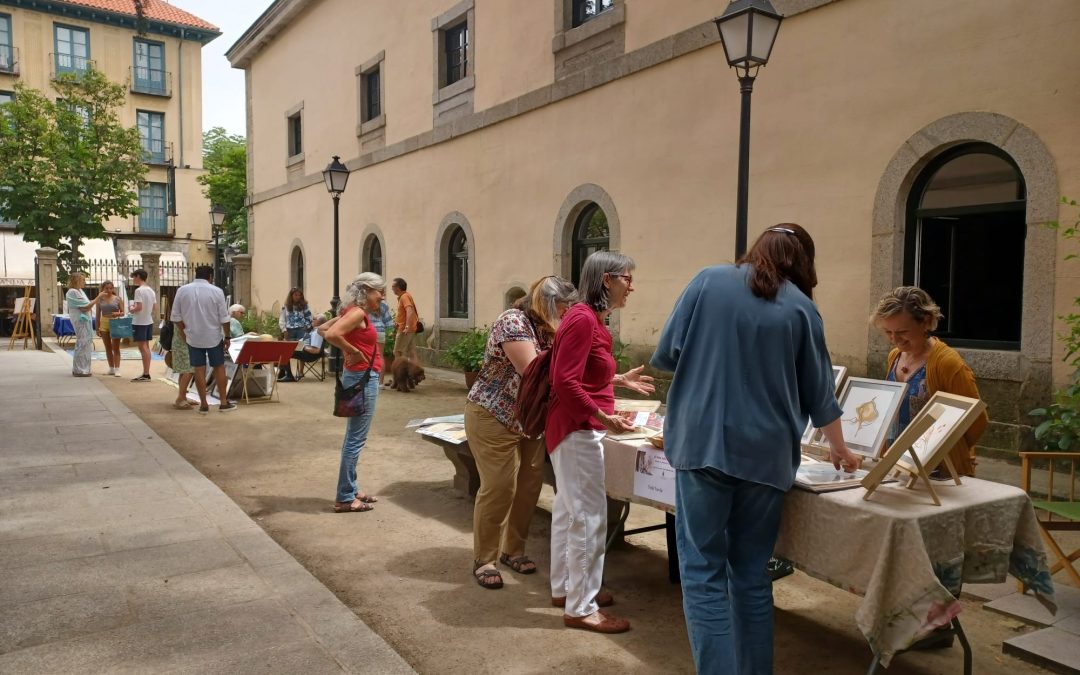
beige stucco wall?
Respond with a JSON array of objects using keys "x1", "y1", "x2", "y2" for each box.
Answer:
[
  {"x1": 244, "y1": 0, "x2": 1079, "y2": 369},
  {"x1": 0, "y1": 6, "x2": 211, "y2": 252}
]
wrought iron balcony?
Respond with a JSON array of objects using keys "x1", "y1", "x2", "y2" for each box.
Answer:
[
  {"x1": 129, "y1": 66, "x2": 172, "y2": 97},
  {"x1": 133, "y1": 211, "x2": 175, "y2": 237},
  {"x1": 0, "y1": 46, "x2": 19, "y2": 76},
  {"x1": 50, "y1": 53, "x2": 95, "y2": 79},
  {"x1": 142, "y1": 141, "x2": 174, "y2": 167}
]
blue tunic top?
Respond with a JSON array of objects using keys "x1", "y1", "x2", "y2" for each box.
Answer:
[{"x1": 650, "y1": 264, "x2": 842, "y2": 491}]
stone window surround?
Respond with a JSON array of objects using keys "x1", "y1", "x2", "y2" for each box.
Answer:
[
  {"x1": 868, "y1": 112, "x2": 1058, "y2": 391},
  {"x1": 434, "y1": 211, "x2": 476, "y2": 331},
  {"x1": 285, "y1": 101, "x2": 304, "y2": 167},
  {"x1": 552, "y1": 0, "x2": 626, "y2": 80},
  {"x1": 431, "y1": 0, "x2": 475, "y2": 125},
  {"x1": 288, "y1": 239, "x2": 306, "y2": 290},
  {"x1": 553, "y1": 183, "x2": 622, "y2": 336},
  {"x1": 355, "y1": 50, "x2": 386, "y2": 137},
  {"x1": 359, "y1": 223, "x2": 387, "y2": 275}
]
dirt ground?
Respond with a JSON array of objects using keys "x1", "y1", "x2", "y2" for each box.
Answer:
[{"x1": 93, "y1": 350, "x2": 1053, "y2": 675}]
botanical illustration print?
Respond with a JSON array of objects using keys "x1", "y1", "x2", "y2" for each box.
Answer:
[
  {"x1": 910, "y1": 404, "x2": 965, "y2": 464},
  {"x1": 840, "y1": 387, "x2": 896, "y2": 444}
]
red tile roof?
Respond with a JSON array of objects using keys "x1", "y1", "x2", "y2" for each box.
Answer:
[{"x1": 55, "y1": 0, "x2": 219, "y2": 33}]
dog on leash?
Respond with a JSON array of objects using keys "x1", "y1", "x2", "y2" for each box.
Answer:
[{"x1": 390, "y1": 358, "x2": 425, "y2": 392}]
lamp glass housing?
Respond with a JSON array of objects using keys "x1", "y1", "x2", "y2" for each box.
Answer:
[
  {"x1": 209, "y1": 205, "x2": 227, "y2": 228},
  {"x1": 714, "y1": 0, "x2": 782, "y2": 71},
  {"x1": 323, "y1": 155, "x2": 350, "y2": 195}
]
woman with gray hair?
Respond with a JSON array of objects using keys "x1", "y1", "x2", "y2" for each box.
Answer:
[
  {"x1": 465, "y1": 274, "x2": 577, "y2": 589},
  {"x1": 546, "y1": 251, "x2": 654, "y2": 633},
  {"x1": 323, "y1": 272, "x2": 387, "y2": 513}
]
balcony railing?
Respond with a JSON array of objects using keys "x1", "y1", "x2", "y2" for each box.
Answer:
[
  {"x1": 50, "y1": 52, "x2": 95, "y2": 79},
  {"x1": 0, "y1": 46, "x2": 19, "y2": 76},
  {"x1": 129, "y1": 66, "x2": 172, "y2": 97},
  {"x1": 134, "y1": 211, "x2": 174, "y2": 237},
  {"x1": 142, "y1": 141, "x2": 174, "y2": 166}
]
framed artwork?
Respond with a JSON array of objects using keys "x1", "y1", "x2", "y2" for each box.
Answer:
[
  {"x1": 808, "y1": 377, "x2": 907, "y2": 457},
  {"x1": 861, "y1": 392, "x2": 986, "y2": 506},
  {"x1": 800, "y1": 365, "x2": 850, "y2": 446}
]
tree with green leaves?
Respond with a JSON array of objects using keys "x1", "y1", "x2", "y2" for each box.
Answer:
[
  {"x1": 0, "y1": 67, "x2": 147, "y2": 275},
  {"x1": 198, "y1": 126, "x2": 248, "y2": 251}
]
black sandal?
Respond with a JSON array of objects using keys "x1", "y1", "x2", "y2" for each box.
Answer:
[
  {"x1": 499, "y1": 554, "x2": 537, "y2": 575},
  {"x1": 473, "y1": 565, "x2": 503, "y2": 589}
]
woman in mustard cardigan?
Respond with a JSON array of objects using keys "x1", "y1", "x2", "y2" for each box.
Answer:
[{"x1": 873, "y1": 286, "x2": 988, "y2": 476}]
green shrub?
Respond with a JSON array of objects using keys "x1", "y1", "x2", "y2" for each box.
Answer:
[
  {"x1": 239, "y1": 310, "x2": 282, "y2": 338},
  {"x1": 1030, "y1": 197, "x2": 1080, "y2": 451},
  {"x1": 444, "y1": 327, "x2": 489, "y2": 372}
]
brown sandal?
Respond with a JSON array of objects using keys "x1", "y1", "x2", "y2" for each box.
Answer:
[
  {"x1": 563, "y1": 612, "x2": 630, "y2": 633},
  {"x1": 473, "y1": 564, "x2": 503, "y2": 589},
  {"x1": 333, "y1": 499, "x2": 373, "y2": 513},
  {"x1": 499, "y1": 553, "x2": 537, "y2": 574}
]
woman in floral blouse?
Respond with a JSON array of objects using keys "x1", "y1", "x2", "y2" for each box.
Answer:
[
  {"x1": 464, "y1": 275, "x2": 577, "y2": 589},
  {"x1": 278, "y1": 287, "x2": 313, "y2": 340}
]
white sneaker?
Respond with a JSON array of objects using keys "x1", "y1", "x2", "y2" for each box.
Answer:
[
  {"x1": 108, "y1": 367, "x2": 116, "y2": 376},
  {"x1": 113, "y1": 370, "x2": 123, "y2": 377}
]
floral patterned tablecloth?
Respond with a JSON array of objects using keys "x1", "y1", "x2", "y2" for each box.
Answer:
[{"x1": 774, "y1": 478, "x2": 1056, "y2": 667}]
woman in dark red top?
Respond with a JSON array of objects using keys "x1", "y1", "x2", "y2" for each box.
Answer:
[
  {"x1": 547, "y1": 251, "x2": 654, "y2": 634},
  {"x1": 324, "y1": 272, "x2": 386, "y2": 513}
]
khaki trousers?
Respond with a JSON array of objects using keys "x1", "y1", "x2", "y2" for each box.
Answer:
[{"x1": 464, "y1": 401, "x2": 547, "y2": 566}]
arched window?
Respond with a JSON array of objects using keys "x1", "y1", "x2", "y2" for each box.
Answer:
[
  {"x1": 363, "y1": 235, "x2": 383, "y2": 276},
  {"x1": 290, "y1": 246, "x2": 305, "y2": 291},
  {"x1": 904, "y1": 143, "x2": 1026, "y2": 349},
  {"x1": 571, "y1": 202, "x2": 609, "y2": 286},
  {"x1": 505, "y1": 286, "x2": 526, "y2": 309},
  {"x1": 447, "y1": 227, "x2": 469, "y2": 318}
]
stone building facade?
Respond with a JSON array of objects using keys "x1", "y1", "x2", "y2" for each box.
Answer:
[{"x1": 228, "y1": 0, "x2": 1080, "y2": 457}]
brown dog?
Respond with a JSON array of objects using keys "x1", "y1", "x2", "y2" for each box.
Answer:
[{"x1": 390, "y1": 358, "x2": 425, "y2": 392}]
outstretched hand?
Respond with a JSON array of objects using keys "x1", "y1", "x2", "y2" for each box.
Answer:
[
  {"x1": 830, "y1": 444, "x2": 862, "y2": 473},
  {"x1": 616, "y1": 365, "x2": 655, "y2": 396}
]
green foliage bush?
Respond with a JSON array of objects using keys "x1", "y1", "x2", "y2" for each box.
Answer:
[
  {"x1": 1030, "y1": 197, "x2": 1080, "y2": 451},
  {"x1": 239, "y1": 310, "x2": 282, "y2": 339},
  {"x1": 444, "y1": 327, "x2": 489, "y2": 372}
]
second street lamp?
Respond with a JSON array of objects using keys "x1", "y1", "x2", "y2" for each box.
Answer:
[
  {"x1": 322, "y1": 155, "x2": 350, "y2": 375},
  {"x1": 714, "y1": 0, "x2": 783, "y2": 258},
  {"x1": 209, "y1": 204, "x2": 227, "y2": 288}
]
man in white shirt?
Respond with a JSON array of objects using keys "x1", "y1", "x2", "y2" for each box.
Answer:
[
  {"x1": 171, "y1": 266, "x2": 236, "y2": 413},
  {"x1": 128, "y1": 269, "x2": 158, "y2": 382}
]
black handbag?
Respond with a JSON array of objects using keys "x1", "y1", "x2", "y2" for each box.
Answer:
[{"x1": 333, "y1": 345, "x2": 377, "y2": 418}]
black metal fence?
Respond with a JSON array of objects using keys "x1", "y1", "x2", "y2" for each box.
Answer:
[{"x1": 76, "y1": 258, "x2": 198, "y2": 312}]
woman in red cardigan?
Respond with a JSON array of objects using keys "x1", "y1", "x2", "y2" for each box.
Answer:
[{"x1": 547, "y1": 251, "x2": 655, "y2": 634}]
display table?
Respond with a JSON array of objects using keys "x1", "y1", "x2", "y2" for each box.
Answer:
[
  {"x1": 52, "y1": 314, "x2": 96, "y2": 346},
  {"x1": 601, "y1": 437, "x2": 1056, "y2": 670}
]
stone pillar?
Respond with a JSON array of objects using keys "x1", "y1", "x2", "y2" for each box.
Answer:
[
  {"x1": 141, "y1": 252, "x2": 162, "y2": 324},
  {"x1": 35, "y1": 248, "x2": 60, "y2": 336},
  {"x1": 232, "y1": 253, "x2": 253, "y2": 310}
]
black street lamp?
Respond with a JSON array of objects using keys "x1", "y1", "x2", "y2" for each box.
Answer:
[
  {"x1": 322, "y1": 155, "x2": 350, "y2": 375},
  {"x1": 714, "y1": 0, "x2": 783, "y2": 258},
  {"x1": 209, "y1": 204, "x2": 227, "y2": 288}
]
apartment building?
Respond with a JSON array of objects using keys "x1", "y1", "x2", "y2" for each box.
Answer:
[
  {"x1": 0, "y1": 0, "x2": 219, "y2": 293},
  {"x1": 228, "y1": 0, "x2": 1080, "y2": 455}
]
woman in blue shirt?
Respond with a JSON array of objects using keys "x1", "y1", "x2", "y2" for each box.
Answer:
[{"x1": 652, "y1": 224, "x2": 859, "y2": 674}]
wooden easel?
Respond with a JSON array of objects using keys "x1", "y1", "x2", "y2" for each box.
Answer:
[{"x1": 7, "y1": 288, "x2": 35, "y2": 350}]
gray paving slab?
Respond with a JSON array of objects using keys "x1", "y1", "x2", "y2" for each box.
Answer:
[
  {"x1": 0, "y1": 348, "x2": 414, "y2": 673},
  {"x1": 962, "y1": 578, "x2": 1021, "y2": 602},
  {"x1": 1057, "y1": 614, "x2": 1080, "y2": 636},
  {"x1": 985, "y1": 582, "x2": 1080, "y2": 627},
  {"x1": 1003, "y1": 627, "x2": 1080, "y2": 674}
]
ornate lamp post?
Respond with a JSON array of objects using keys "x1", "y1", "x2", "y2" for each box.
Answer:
[
  {"x1": 322, "y1": 155, "x2": 350, "y2": 374},
  {"x1": 714, "y1": 0, "x2": 783, "y2": 258},
  {"x1": 208, "y1": 204, "x2": 227, "y2": 288}
]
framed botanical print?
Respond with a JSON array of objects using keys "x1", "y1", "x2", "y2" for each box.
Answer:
[
  {"x1": 808, "y1": 377, "x2": 907, "y2": 458},
  {"x1": 800, "y1": 365, "x2": 850, "y2": 446}
]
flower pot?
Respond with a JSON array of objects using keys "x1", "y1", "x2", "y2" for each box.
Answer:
[{"x1": 464, "y1": 371, "x2": 479, "y2": 389}]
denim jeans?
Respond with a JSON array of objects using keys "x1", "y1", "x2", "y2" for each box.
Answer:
[
  {"x1": 675, "y1": 467, "x2": 786, "y2": 675},
  {"x1": 335, "y1": 368, "x2": 380, "y2": 503}
]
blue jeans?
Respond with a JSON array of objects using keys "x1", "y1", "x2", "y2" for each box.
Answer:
[
  {"x1": 286, "y1": 327, "x2": 307, "y2": 341},
  {"x1": 675, "y1": 467, "x2": 786, "y2": 675},
  {"x1": 335, "y1": 368, "x2": 380, "y2": 503}
]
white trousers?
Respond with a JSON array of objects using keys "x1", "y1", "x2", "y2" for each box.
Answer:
[{"x1": 550, "y1": 429, "x2": 607, "y2": 618}]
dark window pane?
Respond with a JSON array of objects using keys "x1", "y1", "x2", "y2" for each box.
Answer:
[
  {"x1": 444, "y1": 23, "x2": 468, "y2": 85},
  {"x1": 288, "y1": 114, "x2": 302, "y2": 157},
  {"x1": 448, "y1": 228, "x2": 469, "y2": 317},
  {"x1": 572, "y1": 0, "x2": 615, "y2": 28},
  {"x1": 571, "y1": 203, "x2": 610, "y2": 286},
  {"x1": 366, "y1": 236, "x2": 382, "y2": 276},
  {"x1": 366, "y1": 67, "x2": 381, "y2": 120}
]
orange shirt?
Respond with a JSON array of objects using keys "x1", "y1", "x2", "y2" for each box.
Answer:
[{"x1": 395, "y1": 291, "x2": 417, "y2": 332}]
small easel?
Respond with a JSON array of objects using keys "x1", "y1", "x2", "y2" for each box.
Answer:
[
  {"x1": 7, "y1": 288, "x2": 36, "y2": 351},
  {"x1": 861, "y1": 406, "x2": 943, "y2": 504}
]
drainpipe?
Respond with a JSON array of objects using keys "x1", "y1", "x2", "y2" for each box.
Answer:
[{"x1": 177, "y1": 30, "x2": 185, "y2": 168}]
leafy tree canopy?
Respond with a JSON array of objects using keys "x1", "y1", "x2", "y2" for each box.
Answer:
[
  {"x1": 0, "y1": 67, "x2": 146, "y2": 274},
  {"x1": 198, "y1": 127, "x2": 248, "y2": 252}
]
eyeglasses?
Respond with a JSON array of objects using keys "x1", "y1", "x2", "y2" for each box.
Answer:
[{"x1": 608, "y1": 273, "x2": 633, "y2": 285}]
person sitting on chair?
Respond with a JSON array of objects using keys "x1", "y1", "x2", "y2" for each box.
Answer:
[{"x1": 279, "y1": 315, "x2": 327, "y2": 382}]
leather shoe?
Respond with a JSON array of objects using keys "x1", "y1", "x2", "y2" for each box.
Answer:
[
  {"x1": 563, "y1": 612, "x2": 630, "y2": 634},
  {"x1": 552, "y1": 591, "x2": 614, "y2": 608}
]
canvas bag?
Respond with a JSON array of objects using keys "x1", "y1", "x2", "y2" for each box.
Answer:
[
  {"x1": 109, "y1": 316, "x2": 134, "y2": 340},
  {"x1": 333, "y1": 344, "x2": 377, "y2": 417}
]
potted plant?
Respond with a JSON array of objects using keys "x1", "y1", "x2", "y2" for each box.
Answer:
[
  {"x1": 444, "y1": 326, "x2": 489, "y2": 388},
  {"x1": 383, "y1": 325, "x2": 397, "y2": 372}
]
